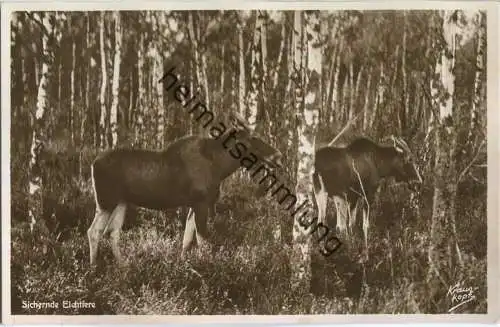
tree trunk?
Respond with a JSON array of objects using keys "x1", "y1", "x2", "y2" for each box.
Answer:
[
  {"x1": 109, "y1": 11, "x2": 122, "y2": 149},
  {"x1": 362, "y1": 66, "x2": 373, "y2": 131},
  {"x1": 370, "y1": 62, "x2": 385, "y2": 130},
  {"x1": 390, "y1": 45, "x2": 400, "y2": 133},
  {"x1": 135, "y1": 30, "x2": 145, "y2": 145},
  {"x1": 99, "y1": 12, "x2": 108, "y2": 149},
  {"x1": 348, "y1": 58, "x2": 355, "y2": 121},
  {"x1": 330, "y1": 40, "x2": 343, "y2": 124},
  {"x1": 286, "y1": 20, "x2": 295, "y2": 153},
  {"x1": 470, "y1": 11, "x2": 485, "y2": 138},
  {"x1": 220, "y1": 43, "x2": 225, "y2": 108},
  {"x1": 199, "y1": 20, "x2": 210, "y2": 111},
  {"x1": 291, "y1": 10, "x2": 321, "y2": 293},
  {"x1": 155, "y1": 51, "x2": 165, "y2": 148},
  {"x1": 402, "y1": 11, "x2": 410, "y2": 133},
  {"x1": 246, "y1": 11, "x2": 263, "y2": 131},
  {"x1": 80, "y1": 12, "x2": 91, "y2": 179},
  {"x1": 187, "y1": 11, "x2": 210, "y2": 120},
  {"x1": 28, "y1": 12, "x2": 55, "y2": 239},
  {"x1": 70, "y1": 32, "x2": 76, "y2": 145},
  {"x1": 237, "y1": 13, "x2": 246, "y2": 117},
  {"x1": 428, "y1": 10, "x2": 463, "y2": 284},
  {"x1": 354, "y1": 65, "x2": 364, "y2": 109},
  {"x1": 273, "y1": 13, "x2": 286, "y2": 91},
  {"x1": 261, "y1": 11, "x2": 269, "y2": 95}
]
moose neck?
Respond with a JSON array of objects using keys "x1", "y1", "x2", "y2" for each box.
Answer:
[
  {"x1": 374, "y1": 146, "x2": 397, "y2": 178},
  {"x1": 211, "y1": 129, "x2": 254, "y2": 179}
]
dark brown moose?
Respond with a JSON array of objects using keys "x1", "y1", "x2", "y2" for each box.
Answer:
[
  {"x1": 87, "y1": 113, "x2": 282, "y2": 265},
  {"x1": 312, "y1": 136, "x2": 422, "y2": 251}
]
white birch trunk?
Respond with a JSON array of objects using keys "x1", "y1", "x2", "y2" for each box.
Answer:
[
  {"x1": 261, "y1": 11, "x2": 269, "y2": 95},
  {"x1": 110, "y1": 11, "x2": 121, "y2": 149},
  {"x1": 187, "y1": 12, "x2": 201, "y2": 89},
  {"x1": 330, "y1": 40, "x2": 343, "y2": 124},
  {"x1": 99, "y1": 12, "x2": 108, "y2": 149},
  {"x1": 135, "y1": 30, "x2": 145, "y2": 145},
  {"x1": 220, "y1": 43, "x2": 225, "y2": 107},
  {"x1": 291, "y1": 10, "x2": 321, "y2": 292},
  {"x1": 403, "y1": 11, "x2": 410, "y2": 129},
  {"x1": 237, "y1": 13, "x2": 246, "y2": 117},
  {"x1": 246, "y1": 11, "x2": 263, "y2": 131},
  {"x1": 273, "y1": 13, "x2": 286, "y2": 90},
  {"x1": 29, "y1": 12, "x2": 55, "y2": 236},
  {"x1": 348, "y1": 59, "x2": 355, "y2": 121},
  {"x1": 370, "y1": 63, "x2": 385, "y2": 129},
  {"x1": 70, "y1": 39, "x2": 76, "y2": 145},
  {"x1": 470, "y1": 11, "x2": 485, "y2": 137},
  {"x1": 362, "y1": 66, "x2": 373, "y2": 131},
  {"x1": 429, "y1": 10, "x2": 462, "y2": 281}
]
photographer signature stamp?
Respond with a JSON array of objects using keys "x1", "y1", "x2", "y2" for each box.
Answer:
[{"x1": 447, "y1": 282, "x2": 478, "y2": 313}]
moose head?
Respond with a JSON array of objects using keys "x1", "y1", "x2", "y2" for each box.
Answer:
[
  {"x1": 229, "y1": 112, "x2": 283, "y2": 170},
  {"x1": 386, "y1": 135, "x2": 423, "y2": 185}
]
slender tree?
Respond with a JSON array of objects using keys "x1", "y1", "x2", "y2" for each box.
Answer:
[
  {"x1": 470, "y1": 11, "x2": 486, "y2": 139},
  {"x1": 246, "y1": 10, "x2": 263, "y2": 131},
  {"x1": 428, "y1": 10, "x2": 463, "y2": 283},
  {"x1": 98, "y1": 11, "x2": 108, "y2": 149},
  {"x1": 237, "y1": 12, "x2": 246, "y2": 117},
  {"x1": 28, "y1": 12, "x2": 57, "y2": 237},
  {"x1": 291, "y1": 10, "x2": 321, "y2": 292},
  {"x1": 110, "y1": 11, "x2": 122, "y2": 148}
]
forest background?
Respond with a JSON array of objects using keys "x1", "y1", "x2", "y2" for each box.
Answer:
[{"x1": 9, "y1": 9, "x2": 487, "y2": 314}]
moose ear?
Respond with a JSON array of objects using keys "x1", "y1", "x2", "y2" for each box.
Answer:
[
  {"x1": 230, "y1": 112, "x2": 251, "y2": 133},
  {"x1": 387, "y1": 135, "x2": 402, "y2": 153}
]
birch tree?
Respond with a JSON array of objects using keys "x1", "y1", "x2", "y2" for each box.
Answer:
[
  {"x1": 110, "y1": 11, "x2": 122, "y2": 148},
  {"x1": 470, "y1": 11, "x2": 486, "y2": 138},
  {"x1": 237, "y1": 12, "x2": 246, "y2": 117},
  {"x1": 80, "y1": 12, "x2": 91, "y2": 178},
  {"x1": 151, "y1": 12, "x2": 165, "y2": 148},
  {"x1": 69, "y1": 14, "x2": 76, "y2": 145},
  {"x1": 428, "y1": 10, "x2": 464, "y2": 282},
  {"x1": 402, "y1": 11, "x2": 410, "y2": 132},
  {"x1": 187, "y1": 12, "x2": 210, "y2": 114},
  {"x1": 362, "y1": 66, "x2": 373, "y2": 131},
  {"x1": 99, "y1": 11, "x2": 108, "y2": 149},
  {"x1": 291, "y1": 10, "x2": 321, "y2": 292},
  {"x1": 246, "y1": 10, "x2": 263, "y2": 131},
  {"x1": 260, "y1": 11, "x2": 269, "y2": 96},
  {"x1": 135, "y1": 18, "x2": 145, "y2": 145},
  {"x1": 28, "y1": 12, "x2": 57, "y2": 236}
]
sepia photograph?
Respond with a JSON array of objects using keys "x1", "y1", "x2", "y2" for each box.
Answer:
[{"x1": 1, "y1": 1, "x2": 498, "y2": 324}]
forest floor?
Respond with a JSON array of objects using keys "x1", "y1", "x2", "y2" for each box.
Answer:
[{"x1": 10, "y1": 176, "x2": 487, "y2": 315}]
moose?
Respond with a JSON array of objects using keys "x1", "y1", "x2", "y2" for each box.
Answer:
[
  {"x1": 87, "y1": 113, "x2": 283, "y2": 265},
  {"x1": 312, "y1": 136, "x2": 422, "y2": 252}
]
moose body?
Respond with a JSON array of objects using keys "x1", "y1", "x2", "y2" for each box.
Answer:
[
  {"x1": 312, "y1": 137, "x2": 422, "y2": 249},
  {"x1": 88, "y1": 125, "x2": 282, "y2": 266}
]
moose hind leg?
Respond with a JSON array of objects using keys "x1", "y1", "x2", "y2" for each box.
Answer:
[
  {"x1": 313, "y1": 173, "x2": 328, "y2": 226},
  {"x1": 333, "y1": 196, "x2": 348, "y2": 236},
  {"x1": 107, "y1": 202, "x2": 127, "y2": 265},
  {"x1": 194, "y1": 204, "x2": 210, "y2": 249},
  {"x1": 362, "y1": 206, "x2": 370, "y2": 259},
  {"x1": 87, "y1": 208, "x2": 111, "y2": 265},
  {"x1": 182, "y1": 208, "x2": 196, "y2": 257}
]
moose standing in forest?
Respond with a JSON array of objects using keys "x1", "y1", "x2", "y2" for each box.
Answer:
[
  {"x1": 87, "y1": 114, "x2": 283, "y2": 265},
  {"x1": 312, "y1": 136, "x2": 422, "y2": 253}
]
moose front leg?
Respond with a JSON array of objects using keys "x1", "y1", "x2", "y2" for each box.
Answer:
[
  {"x1": 107, "y1": 203, "x2": 127, "y2": 266},
  {"x1": 181, "y1": 208, "x2": 196, "y2": 258},
  {"x1": 87, "y1": 208, "x2": 111, "y2": 266},
  {"x1": 193, "y1": 203, "x2": 210, "y2": 251}
]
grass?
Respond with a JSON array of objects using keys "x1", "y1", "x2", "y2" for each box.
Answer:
[{"x1": 10, "y1": 151, "x2": 487, "y2": 315}]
